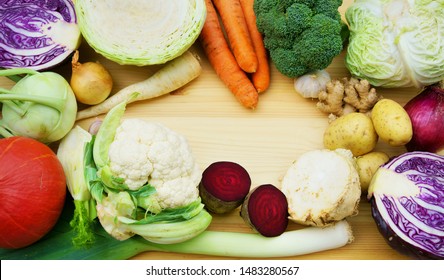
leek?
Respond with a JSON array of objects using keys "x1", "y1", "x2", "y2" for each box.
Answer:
[{"x1": 0, "y1": 199, "x2": 353, "y2": 260}]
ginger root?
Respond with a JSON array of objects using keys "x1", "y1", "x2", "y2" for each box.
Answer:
[{"x1": 316, "y1": 77, "x2": 382, "y2": 120}]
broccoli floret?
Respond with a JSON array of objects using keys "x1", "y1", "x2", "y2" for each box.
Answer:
[{"x1": 254, "y1": 0, "x2": 347, "y2": 78}]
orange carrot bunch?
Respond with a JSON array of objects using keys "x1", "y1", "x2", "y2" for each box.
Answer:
[{"x1": 199, "y1": 0, "x2": 270, "y2": 109}]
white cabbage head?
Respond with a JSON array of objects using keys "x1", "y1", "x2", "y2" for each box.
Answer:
[
  {"x1": 75, "y1": 0, "x2": 206, "y2": 66},
  {"x1": 345, "y1": 0, "x2": 444, "y2": 88}
]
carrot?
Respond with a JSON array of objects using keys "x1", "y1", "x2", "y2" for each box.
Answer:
[
  {"x1": 76, "y1": 51, "x2": 202, "y2": 120},
  {"x1": 212, "y1": 0, "x2": 258, "y2": 74},
  {"x1": 239, "y1": 0, "x2": 270, "y2": 93},
  {"x1": 199, "y1": 0, "x2": 258, "y2": 109}
]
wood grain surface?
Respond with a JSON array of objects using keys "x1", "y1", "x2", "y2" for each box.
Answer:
[{"x1": 0, "y1": 0, "x2": 419, "y2": 260}]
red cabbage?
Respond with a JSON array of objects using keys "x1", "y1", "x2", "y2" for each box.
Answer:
[
  {"x1": 0, "y1": 0, "x2": 80, "y2": 70},
  {"x1": 368, "y1": 151, "x2": 444, "y2": 259}
]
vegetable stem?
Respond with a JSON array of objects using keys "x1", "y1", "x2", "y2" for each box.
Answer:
[
  {"x1": 0, "y1": 93, "x2": 66, "y2": 112},
  {"x1": 0, "y1": 123, "x2": 14, "y2": 138},
  {"x1": 0, "y1": 68, "x2": 39, "y2": 77},
  {"x1": 0, "y1": 219, "x2": 353, "y2": 260}
]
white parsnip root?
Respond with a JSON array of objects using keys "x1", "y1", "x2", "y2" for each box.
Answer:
[{"x1": 76, "y1": 51, "x2": 202, "y2": 120}]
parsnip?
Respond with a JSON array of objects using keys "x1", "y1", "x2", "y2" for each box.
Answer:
[{"x1": 76, "y1": 51, "x2": 202, "y2": 120}]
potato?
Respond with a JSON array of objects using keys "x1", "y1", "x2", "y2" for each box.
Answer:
[
  {"x1": 356, "y1": 151, "x2": 390, "y2": 192},
  {"x1": 371, "y1": 99, "x2": 413, "y2": 146},
  {"x1": 323, "y1": 112, "x2": 378, "y2": 156}
]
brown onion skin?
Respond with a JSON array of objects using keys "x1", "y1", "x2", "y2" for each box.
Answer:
[
  {"x1": 70, "y1": 51, "x2": 113, "y2": 105},
  {"x1": 404, "y1": 84, "x2": 444, "y2": 154}
]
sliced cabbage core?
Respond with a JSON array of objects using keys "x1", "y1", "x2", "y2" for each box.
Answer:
[
  {"x1": 0, "y1": 0, "x2": 80, "y2": 70},
  {"x1": 369, "y1": 151, "x2": 444, "y2": 259},
  {"x1": 75, "y1": 0, "x2": 206, "y2": 65}
]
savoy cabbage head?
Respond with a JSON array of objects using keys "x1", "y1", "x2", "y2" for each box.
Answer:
[{"x1": 345, "y1": 0, "x2": 444, "y2": 88}]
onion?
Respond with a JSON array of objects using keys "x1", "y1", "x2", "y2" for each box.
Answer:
[
  {"x1": 404, "y1": 82, "x2": 444, "y2": 155},
  {"x1": 70, "y1": 50, "x2": 113, "y2": 105}
]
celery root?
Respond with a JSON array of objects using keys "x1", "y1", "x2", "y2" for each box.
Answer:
[{"x1": 76, "y1": 51, "x2": 202, "y2": 120}]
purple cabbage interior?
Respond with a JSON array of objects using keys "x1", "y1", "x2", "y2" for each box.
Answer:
[
  {"x1": 0, "y1": 0, "x2": 77, "y2": 70},
  {"x1": 371, "y1": 152, "x2": 444, "y2": 259}
]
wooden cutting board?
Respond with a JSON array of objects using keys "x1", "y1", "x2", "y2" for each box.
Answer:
[{"x1": 0, "y1": 0, "x2": 419, "y2": 260}]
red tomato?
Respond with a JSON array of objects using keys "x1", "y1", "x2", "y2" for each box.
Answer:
[{"x1": 0, "y1": 136, "x2": 66, "y2": 249}]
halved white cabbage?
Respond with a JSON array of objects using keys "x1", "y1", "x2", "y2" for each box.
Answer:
[{"x1": 75, "y1": 0, "x2": 206, "y2": 65}]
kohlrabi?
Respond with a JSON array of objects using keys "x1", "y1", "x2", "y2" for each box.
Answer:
[
  {"x1": 345, "y1": 0, "x2": 444, "y2": 88},
  {"x1": 0, "y1": 68, "x2": 77, "y2": 143}
]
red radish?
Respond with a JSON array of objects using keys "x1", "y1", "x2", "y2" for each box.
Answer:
[
  {"x1": 199, "y1": 161, "x2": 251, "y2": 214},
  {"x1": 240, "y1": 184, "x2": 288, "y2": 237},
  {"x1": 0, "y1": 136, "x2": 66, "y2": 249}
]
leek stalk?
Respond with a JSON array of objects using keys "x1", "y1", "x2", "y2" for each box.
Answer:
[{"x1": 0, "y1": 200, "x2": 353, "y2": 260}]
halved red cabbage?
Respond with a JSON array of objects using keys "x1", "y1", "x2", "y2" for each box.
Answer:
[
  {"x1": 0, "y1": 0, "x2": 80, "y2": 70},
  {"x1": 368, "y1": 151, "x2": 444, "y2": 259}
]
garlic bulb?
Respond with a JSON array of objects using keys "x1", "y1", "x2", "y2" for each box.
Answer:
[{"x1": 294, "y1": 70, "x2": 331, "y2": 98}]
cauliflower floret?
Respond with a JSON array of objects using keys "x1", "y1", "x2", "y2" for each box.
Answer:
[
  {"x1": 107, "y1": 118, "x2": 201, "y2": 209},
  {"x1": 96, "y1": 191, "x2": 135, "y2": 241}
]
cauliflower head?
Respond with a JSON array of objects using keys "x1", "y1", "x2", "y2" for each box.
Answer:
[{"x1": 108, "y1": 118, "x2": 201, "y2": 209}]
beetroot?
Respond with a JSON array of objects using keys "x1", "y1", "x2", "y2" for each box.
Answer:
[
  {"x1": 199, "y1": 161, "x2": 251, "y2": 214},
  {"x1": 240, "y1": 184, "x2": 289, "y2": 237}
]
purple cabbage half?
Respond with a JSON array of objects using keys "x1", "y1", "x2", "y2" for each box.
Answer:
[
  {"x1": 0, "y1": 0, "x2": 80, "y2": 70},
  {"x1": 368, "y1": 151, "x2": 444, "y2": 259}
]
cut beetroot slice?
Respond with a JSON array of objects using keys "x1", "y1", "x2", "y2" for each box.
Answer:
[
  {"x1": 240, "y1": 184, "x2": 289, "y2": 237},
  {"x1": 199, "y1": 161, "x2": 251, "y2": 214}
]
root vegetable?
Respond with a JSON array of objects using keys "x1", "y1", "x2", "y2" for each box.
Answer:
[
  {"x1": 323, "y1": 112, "x2": 378, "y2": 156},
  {"x1": 213, "y1": 0, "x2": 258, "y2": 73},
  {"x1": 199, "y1": 161, "x2": 251, "y2": 214},
  {"x1": 239, "y1": 0, "x2": 270, "y2": 93},
  {"x1": 356, "y1": 151, "x2": 390, "y2": 192},
  {"x1": 240, "y1": 184, "x2": 288, "y2": 237},
  {"x1": 199, "y1": 0, "x2": 259, "y2": 109},
  {"x1": 76, "y1": 51, "x2": 202, "y2": 120},
  {"x1": 316, "y1": 77, "x2": 382, "y2": 119},
  {"x1": 70, "y1": 50, "x2": 113, "y2": 105},
  {"x1": 280, "y1": 149, "x2": 361, "y2": 227},
  {"x1": 371, "y1": 98, "x2": 413, "y2": 146}
]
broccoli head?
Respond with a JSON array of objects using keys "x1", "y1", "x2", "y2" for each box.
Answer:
[{"x1": 254, "y1": 0, "x2": 347, "y2": 78}]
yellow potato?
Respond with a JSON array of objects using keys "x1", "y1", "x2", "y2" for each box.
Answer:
[
  {"x1": 371, "y1": 99, "x2": 413, "y2": 146},
  {"x1": 356, "y1": 151, "x2": 390, "y2": 192},
  {"x1": 323, "y1": 112, "x2": 378, "y2": 156}
]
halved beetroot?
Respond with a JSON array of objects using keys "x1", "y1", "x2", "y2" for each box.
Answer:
[
  {"x1": 199, "y1": 161, "x2": 251, "y2": 214},
  {"x1": 240, "y1": 184, "x2": 289, "y2": 237}
]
